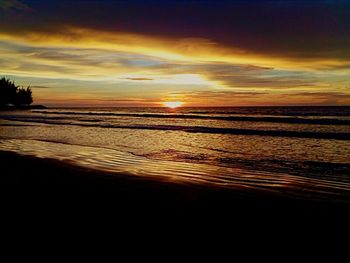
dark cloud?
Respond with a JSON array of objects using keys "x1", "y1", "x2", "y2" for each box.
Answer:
[
  {"x1": 195, "y1": 64, "x2": 315, "y2": 89},
  {"x1": 152, "y1": 62, "x2": 315, "y2": 89},
  {"x1": 15, "y1": 62, "x2": 79, "y2": 74},
  {"x1": 168, "y1": 90, "x2": 270, "y2": 106},
  {"x1": 0, "y1": 37, "x2": 326, "y2": 91},
  {"x1": 92, "y1": 98, "x2": 156, "y2": 103},
  {"x1": 31, "y1": 85, "x2": 50, "y2": 89},
  {"x1": 1, "y1": 0, "x2": 350, "y2": 61},
  {"x1": 277, "y1": 92, "x2": 350, "y2": 105},
  {"x1": 175, "y1": 90, "x2": 267, "y2": 99},
  {"x1": 41, "y1": 97, "x2": 158, "y2": 107},
  {"x1": 290, "y1": 92, "x2": 350, "y2": 99},
  {"x1": 123, "y1": 77, "x2": 154, "y2": 81},
  {"x1": 0, "y1": 0, "x2": 31, "y2": 11},
  {"x1": 174, "y1": 90, "x2": 350, "y2": 106}
]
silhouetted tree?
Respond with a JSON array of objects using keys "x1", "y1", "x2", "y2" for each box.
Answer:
[
  {"x1": 0, "y1": 77, "x2": 33, "y2": 107},
  {"x1": 16, "y1": 87, "x2": 33, "y2": 106},
  {"x1": 0, "y1": 77, "x2": 18, "y2": 106}
]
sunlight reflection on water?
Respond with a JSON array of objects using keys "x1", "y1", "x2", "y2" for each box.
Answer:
[
  {"x1": 1, "y1": 106, "x2": 350, "y2": 203},
  {"x1": 1, "y1": 138, "x2": 350, "y2": 202}
]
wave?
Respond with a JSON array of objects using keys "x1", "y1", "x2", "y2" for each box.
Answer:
[
  {"x1": 34, "y1": 106, "x2": 350, "y2": 116},
  {"x1": 1, "y1": 138, "x2": 350, "y2": 202},
  {"x1": 3, "y1": 116, "x2": 350, "y2": 140},
  {"x1": 186, "y1": 106, "x2": 350, "y2": 116},
  {"x1": 31, "y1": 110, "x2": 350, "y2": 125},
  {"x1": 142, "y1": 149, "x2": 350, "y2": 181}
]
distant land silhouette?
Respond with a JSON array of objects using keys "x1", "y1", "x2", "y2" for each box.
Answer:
[{"x1": 0, "y1": 77, "x2": 46, "y2": 110}]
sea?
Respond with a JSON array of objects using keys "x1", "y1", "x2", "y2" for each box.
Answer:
[{"x1": 1, "y1": 106, "x2": 349, "y2": 202}]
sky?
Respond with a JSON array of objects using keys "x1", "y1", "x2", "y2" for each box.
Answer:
[{"x1": 1, "y1": 0, "x2": 350, "y2": 107}]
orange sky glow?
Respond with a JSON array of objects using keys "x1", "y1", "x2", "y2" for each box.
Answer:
[{"x1": 1, "y1": 0, "x2": 349, "y2": 106}]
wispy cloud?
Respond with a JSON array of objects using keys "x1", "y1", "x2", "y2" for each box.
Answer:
[
  {"x1": 168, "y1": 90, "x2": 350, "y2": 106},
  {"x1": 1, "y1": 26, "x2": 349, "y2": 71},
  {"x1": 123, "y1": 77, "x2": 154, "y2": 81},
  {"x1": 0, "y1": 25, "x2": 349, "y2": 106},
  {"x1": 0, "y1": 0, "x2": 31, "y2": 11},
  {"x1": 31, "y1": 85, "x2": 50, "y2": 89}
]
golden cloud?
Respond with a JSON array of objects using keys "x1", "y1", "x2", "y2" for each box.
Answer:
[
  {"x1": 1, "y1": 26, "x2": 349, "y2": 106},
  {"x1": 1, "y1": 26, "x2": 348, "y2": 71}
]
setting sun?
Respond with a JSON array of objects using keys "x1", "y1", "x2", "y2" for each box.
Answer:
[{"x1": 163, "y1": 101, "x2": 183, "y2": 108}]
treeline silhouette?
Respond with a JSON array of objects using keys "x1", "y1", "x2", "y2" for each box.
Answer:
[{"x1": 0, "y1": 77, "x2": 33, "y2": 106}]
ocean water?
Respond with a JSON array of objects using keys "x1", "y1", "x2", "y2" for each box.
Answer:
[{"x1": 1, "y1": 106, "x2": 350, "y2": 202}]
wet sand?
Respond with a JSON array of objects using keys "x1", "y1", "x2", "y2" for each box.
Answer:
[{"x1": 1, "y1": 150, "x2": 349, "y2": 226}]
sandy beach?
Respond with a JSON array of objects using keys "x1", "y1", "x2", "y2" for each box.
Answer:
[{"x1": 1, "y1": 150, "x2": 349, "y2": 224}]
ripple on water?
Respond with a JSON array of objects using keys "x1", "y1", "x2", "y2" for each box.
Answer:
[{"x1": 0, "y1": 138, "x2": 350, "y2": 203}]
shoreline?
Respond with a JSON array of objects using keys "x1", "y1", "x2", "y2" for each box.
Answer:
[
  {"x1": 1, "y1": 150, "x2": 349, "y2": 221},
  {"x1": 0, "y1": 105, "x2": 47, "y2": 111}
]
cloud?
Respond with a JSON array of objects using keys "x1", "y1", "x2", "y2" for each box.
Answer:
[
  {"x1": 0, "y1": 39, "x2": 169, "y2": 80},
  {"x1": 1, "y1": 32, "x2": 348, "y2": 101},
  {"x1": 173, "y1": 90, "x2": 267, "y2": 99},
  {"x1": 288, "y1": 92, "x2": 350, "y2": 101},
  {"x1": 38, "y1": 96, "x2": 159, "y2": 107},
  {"x1": 272, "y1": 92, "x2": 350, "y2": 106},
  {"x1": 0, "y1": 23, "x2": 349, "y2": 106},
  {"x1": 151, "y1": 62, "x2": 317, "y2": 89},
  {"x1": 1, "y1": 25, "x2": 349, "y2": 71},
  {"x1": 169, "y1": 90, "x2": 350, "y2": 106},
  {"x1": 123, "y1": 77, "x2": 154, "y2": 81},
  {"x1": 31, "y1": 85, "x2": 50, "y2": 89},
  {"x1": 1, "y1": 1, "x2": 350, "y2": 66},
  {"x1": 165, "y1": 90, "x2": 270, "y2": 106},
  {"x1": 0, "y1": 0, "x2": 31, "y2": 11}
]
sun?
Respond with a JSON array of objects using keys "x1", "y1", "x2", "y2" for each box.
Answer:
[{"x1": 163, "y1": 101, "x2": 183, "y2": 108}]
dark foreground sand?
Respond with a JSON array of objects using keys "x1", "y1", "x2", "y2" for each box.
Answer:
[{"x1": 1, "y1": 150, "x2": 349, "y2": 229}]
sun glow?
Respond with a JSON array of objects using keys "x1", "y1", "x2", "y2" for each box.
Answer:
[{"x1": 163, "y1": 101, "x2": 183, "y2": 108}]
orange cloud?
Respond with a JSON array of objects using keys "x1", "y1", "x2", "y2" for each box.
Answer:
[
  {"x1": 1, "y1": 26, "x2": 348, "y2": 71},
  {"x1": 1, "y1": 26, "x2": 349, "y2": 106}
]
